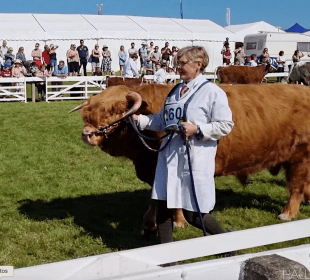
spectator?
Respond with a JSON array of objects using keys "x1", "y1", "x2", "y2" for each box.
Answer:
[
  {"x1": 128, "y1": 42, "x2": 138, "y2": 59},
  {"x1": 4, "y1": 47, "x2": 15, "y2": 67},
  {"x1": 292, "y1": 49, "x2": 304, "y2": 64},
  {"x1": 221, "y1": 40, "x2": 229, "y2": 55},
  {"x1": 0, "y1": 40, "x2": 8, "y2": 59},
  {"x1": 161, "y1": 42, "x2": 171, "y2": 63},
  {"x1": 49, "y1": 44, "x2": 58, "y2": 73},
  {"x1": 16, "y1": 47, "x2": 26, "y2": 65},
  {"x1": 101, "y1": 45, "x2": 112, "y2": 75},
  {"x1": 249, "y1": 54, "x2": 257, "y2": 66},
  {"x1": 91, "y1": 44, "x2": 101, "y2": 75},
  {"x1": 139, "y1": 42, "x2": 148, "y2": 71},
  {"x1": 222, "y1": 46, "x2": 232, "y2": 65},
  {"x1": 234, "y1": 43, "x2": 245, "y2": 65},
  {"x1": 66, "y1": 44, "x2": 80, "y2": 76},
  {"x1": 149, "y1": 41, "x2": 155, "y2": 55},
  {"x1": 123, "y1": 53, "x2": 139, "y2": 78},
  {"x1": 277, "y1": 51, "x2": 285, "y2": 83},
  {"x1": 11, "y1": 59, "x2": 27, "y2": 78},
  {"x1": 0, "y1": 56, "x2": 3, "y2": 70},
  {"x1": 35, "y1": 64, "x2": 51, "y2": 101},
  {"x1": 169, "y1": 46, "x2": 178, "y2": 71},
  {"x1": 261, "y1": 48, "x2": 270, "y2": 64},
  {"x1": 153, "y1": 60, "x2": 167, "y2": 84},
  {"x1": 31, "y1": 43, "x2": 42, "y2": 68},
  {"x1": 118, "y1": 45, "x2": 128, "y2": 76},
  {"x1": 53, "y1": 60, "x2": 68, "y2": 77},
  {"x1": 151, "y1": 46, "x2": 161, "y2": 72},
  {"x1": 77, "y1": 39, "x2": 89, "y2": 76},
  {"x1": 42, "y1": 45, "x2": 50, "y2": 68},
  {"x1": 167, "y1": 67, "x2": 177, "y2": 84},
  {"x1": 1, "y1": 63, "x2": 12, "y2": 78},
  {"x1": 145, "y1": 56, "x2": 153, "y2": 75}
]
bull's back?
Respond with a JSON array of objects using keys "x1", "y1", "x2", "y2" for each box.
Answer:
[
  {"x1": 218, "y1": 66, "x2": 265, "y2": 84},
  {"x1": 216, "y1": 84, "x2": 310, "y2": 175}
]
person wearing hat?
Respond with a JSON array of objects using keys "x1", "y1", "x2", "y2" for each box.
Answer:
[
  {"x1": 153, "y1": 59, "x2": 167, "y2": 84},
  {"x1": 11, "y1": 59, "x2": 27, "y2": 78},
  {"x1": 161, "y1": 42, "x2": 171, "y2": 63},
  {"x1": 31, "y1": 43, "x2": 42, "y2": 68},
  {"x1": 4, "y1": 47, "x2": 15, "y2": 67},
  {"x1": 91, "y1": 44, "x2": 101, "y2": 75},
  {"x1": 101, "y1": 45, "x2": 112, "y2": 75},
  {"x1": 123, "y1": 53, "x2": 139, "y2": 78},
  {"x1": 139, "y1": 42, "x2": 148, "y2": 71},
  {"x1": 1, "y1": 63, "x2": 12, "y2": 78}
]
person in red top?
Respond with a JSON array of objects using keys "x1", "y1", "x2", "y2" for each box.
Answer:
[
  {"x1": 1, "y1": 64, "x2": 11, "y2": 77},
  {"x1": 42, "y1": 45, "x2": 50, "y2": 69}
]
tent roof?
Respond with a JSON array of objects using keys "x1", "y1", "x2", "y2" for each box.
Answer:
[
  {"x1": 0, "y1": 13, "x2": 45, "y2": 40},
  {"x1": 225, "y1": 21, "x2": 285, "y2": 40},
  {"x1": 286, "y1": 23, "x2": 308, "y2": 33},
  {"x1": 0, "y1": 13, "x2": 236, "y2": 42},
  {"x1": 304, "y1": 31, "x2": 310, "y2": 36}
]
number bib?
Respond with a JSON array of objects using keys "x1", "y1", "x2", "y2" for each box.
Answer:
[{"x1": 164, "y1": 103, "x2": 184, "y2": 129}]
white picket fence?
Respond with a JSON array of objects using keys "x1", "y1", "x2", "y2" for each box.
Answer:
[
  {"x1": 12, "y1": 218, "x2": 310, "y2": 280},
  {"x1": 0, "y1": 72, "x2": 291, "y2": 103}
]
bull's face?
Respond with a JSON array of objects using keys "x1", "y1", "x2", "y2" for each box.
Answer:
[{"x1": 70, "y1": 86, "x2": 144, "y2": 154}]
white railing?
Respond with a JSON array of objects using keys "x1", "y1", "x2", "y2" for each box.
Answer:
[
  {"x1": 12, "y1": 218, "x2": 310, "y2": 280},
  {"x1": 0, "y1": 77, "x2": 27, "y2": 102},
  {"x1": 0, "y1": 72, "x2": 291, "y2": 103}
]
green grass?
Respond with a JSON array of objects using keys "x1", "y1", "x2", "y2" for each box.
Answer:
[{"x1": 0, "y1": 95, "x2": 309, "y2": 269}]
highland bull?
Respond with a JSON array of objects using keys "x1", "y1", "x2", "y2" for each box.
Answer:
[{"x1": 71, "y1": 83, "x2": 310, "y2": 230}]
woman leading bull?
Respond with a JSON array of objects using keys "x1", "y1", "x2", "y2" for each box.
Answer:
[{"x1": 132, "y1": 46, "x2": 234, "y2": 247}]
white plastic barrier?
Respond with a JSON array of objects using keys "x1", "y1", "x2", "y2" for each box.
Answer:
[
  {"x1": 0, "y1": 77, "x2": 27, "y2": 102},
  {"x1": 12, "y1": 218, "x2": 310, "y2": 280}
]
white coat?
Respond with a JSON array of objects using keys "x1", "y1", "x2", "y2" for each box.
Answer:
[{"x1": 138, "y1": 74, "x2": 234, "y2": 213}]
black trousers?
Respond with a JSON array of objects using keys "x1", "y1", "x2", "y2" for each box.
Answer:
[
  {"x1": 79, "y1": 58, "x2": 88, "y2": 76},
  {"x1": 156, "y1": 200, "x2": 225, "y2": 244}
]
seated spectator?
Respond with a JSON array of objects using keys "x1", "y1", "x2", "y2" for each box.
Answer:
[
  {"x1": 261, "y1": 48, "x2": 270, "y2": 64},
  {"x1": 222, "y1": 47, "x2": 232, "y2": 65},
  {"x1": 167, "y1": 67, "x2": 176, "y2": 84},
  {"x1": 4, "y1": 47, "x2": 15, "y2": 67},
  {"x1": 42, "y1": 45, "x2": 50, "y2": 69},
  {"x1": 123, "y1": 53, "x2": 139, "y2": 78},
  {"x1": 118, "y1": 45, "x2": 128, "y2": 76},
  {"x1": 35, "y1": 64, "x2": 51, "y2": 101},
  {"x1": 32, "y1": 43, "x2": 42, "y2": 68},
  {"x1": 91, "y1": 44, "x2": 101, "y2": 75},
  {"x1": 153, "y1": 60, "x2": 167, "y2": 84},
  {"x1": 249, "y1": 54, "x2": 258, "y2": 66},
  {"x1": 16, "y1": 47, "x2": 26, "y2": 65},
  {"x1": 49, "y1": 44, "x2": 58, "y2": 73},
  {"x1": 66, "y1": 44, "x2": 80, "y2": 76},
  {"x1": 1, "y1": 63, "x2": 12, "y2": 78},
  {"x1": 11, "y1": 59, "x2": 27, "y2": 78}
]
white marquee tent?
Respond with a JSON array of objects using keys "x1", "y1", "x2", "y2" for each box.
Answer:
[
  {"x1": 225, "y1": 21, "x2": 285, "y2": 42},
  {"x1": 0, "y1": 13, "x2": 236, "y2": 72}
]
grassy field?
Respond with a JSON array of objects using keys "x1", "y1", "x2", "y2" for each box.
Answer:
[{"x1": 0, "y1": 83, "x2": 309, "y2": 269}]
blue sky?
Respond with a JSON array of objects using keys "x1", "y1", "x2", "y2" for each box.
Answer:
[{"x1": 4, "y1": 0, "x2": 309, "y2": 30}]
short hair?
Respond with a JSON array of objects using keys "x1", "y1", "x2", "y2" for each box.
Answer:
[
  {"x1": 250, "y1": 54, "x2": 257, "y2": 60},
  {"x1": 59, "y1": 60, "x2": 65, "y2": 63},
  {"x1": 279, "y1": 51, "x2": 284, "y2": 56},
  {"x1": 131, "y1": 53, "x2": 138, "y2": 59},
  {"x1": 177, "y1": 46, "x2": 209, "y2": 72}
]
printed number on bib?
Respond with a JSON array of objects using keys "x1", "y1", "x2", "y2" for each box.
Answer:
[{"x1": 165, "y1": 103, "x2": 184, "y2": 129}]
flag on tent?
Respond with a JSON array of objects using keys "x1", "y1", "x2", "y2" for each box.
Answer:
[{"x1": 286, "y1": 23, "x2": 308, "y2": 33}]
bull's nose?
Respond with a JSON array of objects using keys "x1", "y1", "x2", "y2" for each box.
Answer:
[{"x1": 81, "y1": 133, "x2": 92, "y2": 145}]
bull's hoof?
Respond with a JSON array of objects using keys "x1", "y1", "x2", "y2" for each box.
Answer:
[
  {"x1": 173, "y1": 220, "x2": 187, "y2": 228},
  {"x1": 278, "y1": 213, "x2": 292, "y2": 221}
]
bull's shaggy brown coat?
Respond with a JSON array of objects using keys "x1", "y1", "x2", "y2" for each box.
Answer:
[{"x1": 80, "y1": 83, "x2": 310, "y2": 221}]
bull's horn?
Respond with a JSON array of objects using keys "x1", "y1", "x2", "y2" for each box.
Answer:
[
  {"x1": 68, "y1": 100, "x2": 89, "y2": 113},
  {"x1": 123, "y1": 91, "x2": 143, "y2": 118}
]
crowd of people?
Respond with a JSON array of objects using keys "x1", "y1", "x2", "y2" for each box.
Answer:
[{"x1": 0, "y1": 39, "x2": 181, "y2": 85}]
